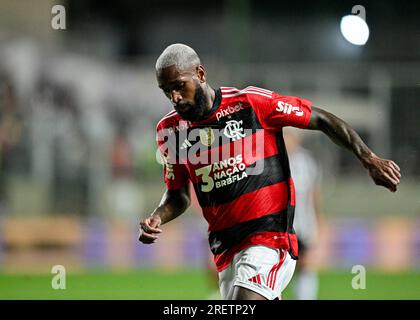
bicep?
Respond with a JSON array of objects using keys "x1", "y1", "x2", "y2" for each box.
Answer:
[
  {"x1": 307, "y1": 106, "x2": 330, "y2": 130},
  {"x1": 307, "y1": 106, "x2": 346, "y2": 137}
]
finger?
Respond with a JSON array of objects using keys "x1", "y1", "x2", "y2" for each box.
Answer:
[
  {"x1": 139, "y1": 233, "x2": 159, "y2": 242},
  {"x1": 145, "y1": 226, "x2": 162, "y2": 233},
  {"x1": 393, "y1": 169, "x2": 401, "y2": 179},
  {"x1": 381, "y1": 171, "x2": 399, "y2": 186},
  {"x1": 140, "y1": 237, "x2": 157, "y2": 244},
  {"x1": 149, "y1": 219, "x2": 162, "y2": 229},
  {"x1": 383, "y1": 177, "x2": 398, "y2": 192},
  {"x1": 141, "y1": 218, "x2": 162, "y2": 233},
  {"x1": 139, "y1": 231, "x2": 159, "y2": 242},
  {"x1": 376, "y1": 178, "x2": 396, "y2": 192},
  {"x1": 149, "y1": 225, "x2": 163, "y2": 233},
  {"x1": 141, "y1": 223, "x2": 162, "y2": 234},
  {"x1": 139, "y1": 236, "x2": 158, "y2": 244},
  {"x1": 387, "y1": 167, "x2": 400, "y2": 185},
  {"x1": 390, "y1": 161, "x2": 401, "y2": 172},
  {"x1": 390, "y1": 162, "x2": 401, "y2": 176},
  {"x1": 140, "y1": 218, "x2": 151, "y2": 229},
  {"x1": 374, "y1": 173, "x2": 397, "y2": 192}
]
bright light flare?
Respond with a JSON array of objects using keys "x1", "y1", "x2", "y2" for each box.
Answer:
[{"x1": 340, "y1": 15, "x2": 369, "y2": 46}]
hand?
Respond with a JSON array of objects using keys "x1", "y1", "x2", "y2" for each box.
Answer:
[
  {"x1": 363, "y1": 154, "x2": 401, "y2": 192},
  {"x1": 139, "y1": 214, "x2": 163, "y2": 244}
]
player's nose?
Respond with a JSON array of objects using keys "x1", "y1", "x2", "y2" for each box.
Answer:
[{"x1": 170, "y1": 90, "x2": 182, "y2": 105}]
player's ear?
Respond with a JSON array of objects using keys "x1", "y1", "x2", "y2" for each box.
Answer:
[{"x1": 196, "y1": 65, "x2": 206, "y2": 83}]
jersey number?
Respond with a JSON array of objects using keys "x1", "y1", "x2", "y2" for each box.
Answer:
[{"x1": 195, "y1": 165, "x2": 214, "y2": 192}]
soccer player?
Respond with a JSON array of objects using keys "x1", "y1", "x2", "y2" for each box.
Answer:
[
  {"x1": 284, "y1": 128, "x2": 322, "y2": 300},
  {"x1": 139, "y1": 44, "x2": 401, "y2": 300}
]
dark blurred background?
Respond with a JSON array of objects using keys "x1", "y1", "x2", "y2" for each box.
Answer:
[{"x1": 0, "y1": 0, "x2": 419, "y2": 298}]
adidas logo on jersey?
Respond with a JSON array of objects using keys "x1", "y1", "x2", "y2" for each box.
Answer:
[{"x1": 180, "y1": 139, "x2": 192, "y2": 150}]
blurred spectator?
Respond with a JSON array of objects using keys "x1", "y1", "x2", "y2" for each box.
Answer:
[
  {"x1": 52, "y1": 85, "x2": 88, "y2": 215},
  {"x1": 31, "y1": 77, "x2": 88, "y2": 215},
  {"x1": 0, "y1": 73, "x2": 24, "y2": 214},
  {"x1": 111, "y1": 118, "x2": 134, "y2": 179},
  {"x1": 284, "y1": 128, "x2": 324, "y2": 300},
  {"x1": 106, "y1": 111, "x2": 144, "y2": 218}
]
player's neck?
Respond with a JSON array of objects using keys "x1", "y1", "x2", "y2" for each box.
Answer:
[{"x1": 204, "y1": 84, "x2": 216, "y2": 113}]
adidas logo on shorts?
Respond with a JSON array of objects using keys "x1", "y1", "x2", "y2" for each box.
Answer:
[{"x1": 248, "y1": 274, "x2": 262, "y2": 284}]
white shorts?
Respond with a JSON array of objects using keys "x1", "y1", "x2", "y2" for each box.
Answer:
[{"x1": 218, "y1": 245, "x2": 296, "y2": 300}]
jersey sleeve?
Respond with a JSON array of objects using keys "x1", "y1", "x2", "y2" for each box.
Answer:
[
  {"x1": 156, "y1": 125, "x2": 190, "y2": 190},
  {"x1": 251, "y1": 90, "x2": 313, "y2": 130}
]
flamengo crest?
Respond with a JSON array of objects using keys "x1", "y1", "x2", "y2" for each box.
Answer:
[{"x1": 223, "y1": 120, "x2": 246, "y2": 141}]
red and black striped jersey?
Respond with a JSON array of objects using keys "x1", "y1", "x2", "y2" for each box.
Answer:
[{"x1": 156, "y1": 86, "x2": 312, "y2": 271}]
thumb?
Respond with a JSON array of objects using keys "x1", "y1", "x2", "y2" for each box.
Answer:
[{"x1": 149, "y1": 216, "x2": 162, "y2": 229}]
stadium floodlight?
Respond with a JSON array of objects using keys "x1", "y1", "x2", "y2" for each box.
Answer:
[{"x1": 340, "y1": 14, "x2": 370, "y2": 46}]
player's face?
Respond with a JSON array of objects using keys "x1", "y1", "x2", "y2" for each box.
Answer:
[{"x1": 157, "y1": 65, "x2": 208, "y2": 122}]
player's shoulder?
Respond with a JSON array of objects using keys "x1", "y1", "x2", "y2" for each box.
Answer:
[
  {"x1": 220, "y1": 85, "x2": 273, "y2": 102},
  {"x1": 156, "y1": 110, "x2": 182, "y2": 131}
]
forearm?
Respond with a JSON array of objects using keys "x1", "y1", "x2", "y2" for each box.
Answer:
[
  {"x1": 151, "y1": 187, "x2": 191, "y2": 224},
  {"x1": 308, "y1": 107, "x2": 374, "y2": 166}
]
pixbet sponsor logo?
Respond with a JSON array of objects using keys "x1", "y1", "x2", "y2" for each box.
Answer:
[{"x1": 216, "y1": 103, "x2": 244, "y2": 121}]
